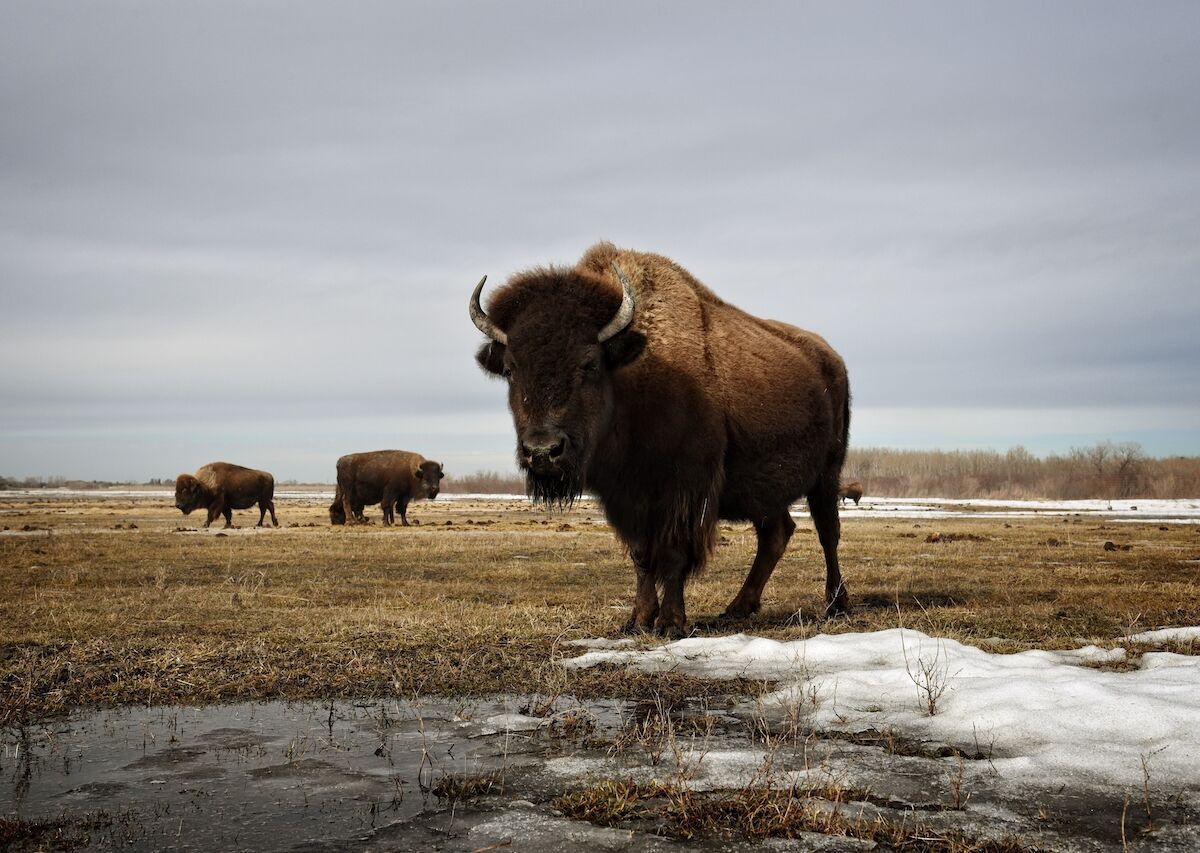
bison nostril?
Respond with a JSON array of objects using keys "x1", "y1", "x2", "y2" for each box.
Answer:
[{"x1": 548, "y1": 439, "x2": 566, "y2": 459}]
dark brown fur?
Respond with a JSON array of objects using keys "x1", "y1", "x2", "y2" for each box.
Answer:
[
  {"x1": 473, "y1": 242, "x2": 851, "y2": 636},
  {"x1": 839, "y1": 481, "x2": 864, "y2": 505},
  {"x1": 329, "y1": 450, "x2": 443, "y2": 527},
  {"x1": 174, "y1": 462, "x2": 278, "y2": 528}
]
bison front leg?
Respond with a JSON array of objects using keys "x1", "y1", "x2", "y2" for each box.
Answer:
[
  {"x1": 397, "y1": 497, "x2": 411, "y2": 527},
  {"x1": 631, "y1": 545, "x2": 689, "y2": 640},
  {"x1": 656, "y1": 560, "x2": 689, "y2": 640},
  {"x1": 341, "y1": 491, "x2": 360, "y2": 526},
  {"x1": 622, "y1": 555, "x2": 659, "y2": 634}
]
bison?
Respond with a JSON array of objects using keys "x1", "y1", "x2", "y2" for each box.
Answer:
[
  {"x1": 469, "y1": 242, "x2": 850, "y2": 636},
  {"x1": 839, "y1": 481, "x2": 863, "y2": 505},
  {"x1": 174, "y1": 462, "x2": 278, "y2": 528},
  {"x1": 329, "y1": 450, "x2": 444, "y2": 527}
]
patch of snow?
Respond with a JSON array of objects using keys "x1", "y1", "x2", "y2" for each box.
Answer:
[
  {"x1": 1127, "y1": 626, "x2": 1200, "y2": 644},
  {"x1": 561, "y1": 628, "x2": 1200, "y2": 791},
  {"x1": 468, "y1": 804, "x2": 679, "y2": 851},
  {"x1": 562, "y1": 637, "x2": 638, "y2": 649},
  {"x1": 479, "y1": 713, "x2": 546, "y2": 733},
  {"x1": 816, "y1": 497, "x2": 1200, "y2": 523}
]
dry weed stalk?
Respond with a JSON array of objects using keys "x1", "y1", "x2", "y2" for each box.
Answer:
[{"x1": 900, "y1": 631, "x2": 953, "y2": 716}]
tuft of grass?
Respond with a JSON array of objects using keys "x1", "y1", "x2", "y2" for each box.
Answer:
[
  {"x1": 554, "y1": 779, "x2": 1032, "y2": 850},
  {"x1": 0, "y1": 813, "x2": 113, "y2": 851},
  {"x1": 431, "y1": 770, "x2": 505, "y2": 802}
]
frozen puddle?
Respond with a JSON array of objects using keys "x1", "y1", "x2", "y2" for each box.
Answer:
[{"x1": 4, "y1": 675, "x2": 1200, "y2": 851}]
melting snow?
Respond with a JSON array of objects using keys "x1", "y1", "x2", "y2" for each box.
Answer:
[{"x1": 562, "y1": 628, "x2": 1200, "y2": 791}]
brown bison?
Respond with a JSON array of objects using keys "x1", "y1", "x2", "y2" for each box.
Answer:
[
  {"x1": 329, "y1": 450, "x2": 444, "y2": 526},
  {"x1": 174, "y1": 462, "x2": 278, "y2": 528},
  {"x1": 839, "y1": 481, "x2": 863, "y2": 505},
  {"x1": 469, "y1": 242, "x2": 850, "y2": 636}
]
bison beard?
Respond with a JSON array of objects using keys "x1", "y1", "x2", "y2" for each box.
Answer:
[{"x1": 524, "y1": 463, "x2": 583, "y2": 509}]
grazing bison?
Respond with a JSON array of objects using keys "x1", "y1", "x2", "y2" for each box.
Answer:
[
  {"x1": 329, "y1": 450, "x2": 444, "y2": 527},
  {"x1": 174, "y1": 462, "x2": 278, "y2": 528},
  {"x1": 470, "y1": 242, "x2": 851, "y2": 636},
  {"x1": 839, "y1": 481, "x2": 863, "y2": 505}
]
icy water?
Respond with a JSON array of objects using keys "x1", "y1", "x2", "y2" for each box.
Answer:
[{"x1": 3, "y1": 697, "x2": 1198, "y2": 851}]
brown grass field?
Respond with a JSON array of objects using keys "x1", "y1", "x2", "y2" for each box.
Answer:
[{"x1": 2, "y1": 492, "x2": 1198, "y2": 728}]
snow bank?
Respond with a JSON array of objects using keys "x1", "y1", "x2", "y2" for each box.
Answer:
[
  {"x1": 562, "y1": 629, "x2": 1200, "y2": 790},
  {"x1": 830, "y1": 497, "x2": 1200, "y2": 523}
]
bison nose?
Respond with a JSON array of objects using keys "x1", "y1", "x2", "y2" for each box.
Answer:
[{"x1": 521, "y1": 434, "x2": 568, "y2": 471}]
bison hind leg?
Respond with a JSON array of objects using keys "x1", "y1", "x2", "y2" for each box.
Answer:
[
  {"x1": 807, "y1": 478, "x2": 849, "y2": 616},
  {"x1": 722, "y1": 510, "x2": 795, "y2": 619}
]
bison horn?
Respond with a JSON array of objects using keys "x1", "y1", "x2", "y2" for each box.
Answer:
[
  {"x1": 599, "y1": 264, "x2": 636, "y2": 342},
  {"x1": 469, "y1": 275, "x2": 507, "y2": 345}
]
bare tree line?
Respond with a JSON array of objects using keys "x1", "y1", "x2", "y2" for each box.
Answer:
[
  {"x1": 845, "y1": 442, "x2": 1200, "y2": 500},
  {"x1": 4, "y1": 441, "x2": 1197, "y2": 498}
]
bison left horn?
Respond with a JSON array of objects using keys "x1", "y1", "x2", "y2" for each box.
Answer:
[
  {"x1": 599, "y1": 264, "x2": 636, "y2": 342},
  {"x1": 469, "y1": 275, "x2": 507, "y2": 345}
]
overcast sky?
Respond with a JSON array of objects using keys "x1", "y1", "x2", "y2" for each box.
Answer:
[{"x1": 2, "y1": 2, "x2": 1198, "y2": 482}]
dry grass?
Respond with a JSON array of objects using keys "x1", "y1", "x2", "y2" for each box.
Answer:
[
  {"x1": 554, "y1": 779, "x2": 1032, "y2": 850},
  {"x1": 0, "y1": 813, "x2": 114, "y2": 851},
  {"x1": 2, "y1": 494, "x2": 1198, "y2": 724}
]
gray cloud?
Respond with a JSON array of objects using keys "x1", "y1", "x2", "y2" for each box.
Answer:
[{"x1": 2, "y1": 1, "x2": 1198, "y2": 480}]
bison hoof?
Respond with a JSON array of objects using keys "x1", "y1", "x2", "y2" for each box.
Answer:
[
  {"x1": 655, "y1": 622, "x2": 687, "y2": 641},
  {"x1": 653, "y1": 614, "x2": 687, "y2": 640},
  {"x1": 721, "y1": 600, "x2": 761, "y2": 620},
  {"x1": 823, "y1": 597, "x2": 851, "y2": 618},
  {"x1": 621, "y1": 616, "x2": 656, "y2": 635}
]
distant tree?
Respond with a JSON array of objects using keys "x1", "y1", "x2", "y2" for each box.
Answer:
[{"x1": 1113, "y1": 442, "x2": 1148, "y2": 498}]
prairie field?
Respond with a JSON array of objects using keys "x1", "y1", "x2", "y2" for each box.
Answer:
[
  {"x1": 2, "y1": 491, "x2": 1197, "y2": 724},
  {"x1": 2, "y1": 492, "x2": 1199, "y2": 850}
]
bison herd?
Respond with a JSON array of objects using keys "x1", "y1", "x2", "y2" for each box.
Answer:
[
  {"x1": 176, "y1": 243, "x2": 854, "y2": 635},
  {"x1": 174, "y1": 451, "x2": 444, "y2": 529}
]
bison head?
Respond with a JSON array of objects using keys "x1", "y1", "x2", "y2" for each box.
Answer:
[
  {"x1": 174, "y1": 474, "x2": 204, "y2": 514},
  {"x1": 328, "y1": 500, "x2": 346, "y2": 525},
  {"x1": 471, "y1": 264, "x2": 645, "y2": 506},
  {"x1": 416, "y1": 461, "x2": 444, "y2": 499}
]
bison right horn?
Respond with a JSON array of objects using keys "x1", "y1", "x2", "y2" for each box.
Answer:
[
  {"x1": 599, "y1": 264, "x2": 636, "y2": 342},
  {"x1": 469, "y1": 275, "x2": 507, "y2": 345}
]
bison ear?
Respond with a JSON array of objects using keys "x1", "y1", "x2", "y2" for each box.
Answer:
[
  {"x1": 475, "y1": 341, "x2": 506, "y2": 376},
  {"x1": 602, "y1": 329, "x2": 646, "y2": 370}
]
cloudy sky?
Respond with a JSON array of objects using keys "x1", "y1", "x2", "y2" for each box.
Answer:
[{"x1": 2, "y1": 2, "x2": 1198, "y2": 482}]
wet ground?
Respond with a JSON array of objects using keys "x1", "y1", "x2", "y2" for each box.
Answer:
[{"x1": 4, "y1": 696, "x2": 1198, "y2": 851}]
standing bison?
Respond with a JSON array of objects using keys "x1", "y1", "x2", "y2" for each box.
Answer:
[
  {"x1": 329, "y1": 450, "x2": 443, "y2": 527},
  {"x1": 470, "y1": 242, "x2": 850, "y2": 636},
  {"x1": 839, "y1": 481, "x2": 864, "y2": 505},
  {"x1": 174, "y1": 462, "x2": 278, "y2": 528}
]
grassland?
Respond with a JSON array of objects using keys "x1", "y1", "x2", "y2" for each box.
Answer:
[{"x1": 2, "y1": 493, "x2": 1198, "y2": 726}]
